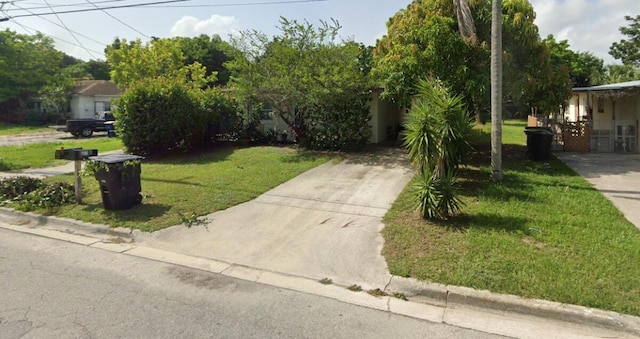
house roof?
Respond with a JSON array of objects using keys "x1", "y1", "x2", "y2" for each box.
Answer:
[
  {"x1": 573, "y1": 80, "x2": 640, "y2": 92},
  {"x1": 73, "y1": 80, "x2": 122, "y2": 96}
]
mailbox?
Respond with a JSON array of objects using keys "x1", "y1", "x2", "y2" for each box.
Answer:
[{"x1": 54, "y1": 147, "x2": 98, "y2": 160}]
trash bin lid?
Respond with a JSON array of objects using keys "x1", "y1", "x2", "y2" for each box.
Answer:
[{"x1": 89, "y1": 154, "x2": 144, "y2": 164}]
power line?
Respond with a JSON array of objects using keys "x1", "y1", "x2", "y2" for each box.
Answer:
[
  {"x1": 146, "y1": 0, "x2": 328, "y2": 8},
  {"x1": 83, "y1": 0, "x2": 150, "y2": 39},
  {"x1": 11, "y1": 3, "x2": 106, "y2": 46},
  {"x1": 42, "y1": 0, "x2": 97, "y2": 58},
  {"x1": 7, "y1": 0, "x2": 191, "y2": 19},
  {"x1": 12, "y1": 18, "x2": 105, "y2": 55},
  {"x1": 3, "y1": 0, "x2": 133, "y2": 12}
]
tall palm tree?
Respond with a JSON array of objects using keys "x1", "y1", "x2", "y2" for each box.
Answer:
[{"x1": 491, "y1": 0, "x2": 503, "y2": 181}]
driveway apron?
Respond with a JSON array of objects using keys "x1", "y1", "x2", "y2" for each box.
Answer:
[
  {"x1": 555, "y1": 152, "x2": 640, "y2": 230},
  {"x1": 134, "y1": 148, "x2": 415, "y2": 289}
]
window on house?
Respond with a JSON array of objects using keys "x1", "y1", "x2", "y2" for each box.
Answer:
[
  {"x1": 96, "y1": 101, "x2": 111, "y2": 112},
  {"x1": 597, "y1": 97, "x2": 604, "y2": 113},
  {"x1": 260, "y1": 103, "x2": 273, "y2": 120},
  {"x1": 26, "y1": 101, "x2": 42, "y2": 112}
]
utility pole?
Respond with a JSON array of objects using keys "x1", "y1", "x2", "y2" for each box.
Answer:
[{"x1": 491, "y1": 0, "x2": 503, "y2": 182}]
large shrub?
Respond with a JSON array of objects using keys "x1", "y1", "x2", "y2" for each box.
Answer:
[
  {"x1": 115, "y1": 79, "x2": 208, "y2": 156},
  {"x1": 199, "y1": 88, "x2": 241, "y2": 139},
  {"x1": 306, "y1": 93, "x2": 371, "y2": 151}
]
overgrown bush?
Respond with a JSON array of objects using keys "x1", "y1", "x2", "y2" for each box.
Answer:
[
  {"x1": 200, "y1": 87, "x2": 241, "y2": 140},
  {"x1": 115, "y1": 79, "x2": 209, "y2": 156},
  {"x1": 306, "y1": 93, "x2": 372, "y2": 151},
  {"x1": 0, "y1": 176, "x2": 75, "y2": 211}
]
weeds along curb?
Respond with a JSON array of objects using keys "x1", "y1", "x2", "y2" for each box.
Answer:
[
  {"x1": 0, "y1": 207, "x2": 133, "y2": 241},
  {"x1": 387, "y1": 276, "x2": 640, "y2": 336}
]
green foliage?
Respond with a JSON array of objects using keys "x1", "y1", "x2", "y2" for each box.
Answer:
[
  {"x1": 374, "y1": 0, "x2": 572, "y2": 118},
  {"x1": 544, "y1": 35, "x2": 605, "y2": 87},
  {"x1": 604, "y1": 64, "x2": 640, "y2": 84},
  {"x1": 610, "y1": 15, "x2": 640, "y2": 67},
  {"x1": 414, "y1": 168, "x2": 463, "y2": 220},
  {"x1": 105, "y1": 38, "x2": 213, "y2": 89},
  {"x1": 115, "y1": 79, "x2": 209, "y2": 156},
  {"x1": 199, "y1": 87, "x2": 241, "y2": 137},
  {"x1": 0, "y1": 29, "x2": 64, "y2": 110},
  {"x1": 0, "y1": 176, "x2": 74, "y2": 211},
  {"x1": 403, "y1": 78, "x2": 472, "y2": 220},
  {"x1": 306, "y1": 93, "x2": 371, "y2": 151},
  {"x1": 0, "y1": 177, "x2": 43, "y2": 199},
  {"x1": 228, "y1": 17, "x2": 372, "y2": 150},
  {"x1": 173, "y1": 34, "x2": 236, "y2": 86}
]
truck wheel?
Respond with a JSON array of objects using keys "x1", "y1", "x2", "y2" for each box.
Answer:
[{"x1": 80, "y1": 127, "x2": 93, "y2": 138}]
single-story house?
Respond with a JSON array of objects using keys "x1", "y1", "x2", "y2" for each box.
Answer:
[
  {"x1": 70, "y1": 80, "x2": 122, "y2": 119},
  {"x1": 566, "y1": 80, "x2": 640, "y2": 153},
  {"x1": 257, "y1": 89, "x2": 403, "y2": 144}
]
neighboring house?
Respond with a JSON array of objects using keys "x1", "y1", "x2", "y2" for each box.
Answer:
[
  {"x1": 565, "y1": 80, "x2": 640, "y2": 153},
  {"x1": 257, "y1": 89, "x2": 403, "y2": 144},
  {"x1": 69, "y1": 80, "x2": 122, "y2": 119}
]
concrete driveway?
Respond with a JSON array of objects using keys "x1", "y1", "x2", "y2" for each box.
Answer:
[
  {"x1": 555, "y1": 152, "x2": 640, "y2": 230},
  {"x1": 134, "y1": 148, "x2": 414, "y2": 289}
]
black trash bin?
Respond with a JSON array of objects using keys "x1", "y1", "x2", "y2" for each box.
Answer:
[
  {"x1": 524, "y1": 127, "x2": 554, "y2": 161},
  {"x1": 88, "y1": 154, "x2": 144, "y2": 210}
]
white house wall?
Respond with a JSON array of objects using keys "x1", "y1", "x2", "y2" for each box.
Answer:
[
  {"x1": 69, "y1": 95, "x2": 118, "y2": 119},
  {"x1": 369, "y1": 92, "x2": 401, "y2": 143}
]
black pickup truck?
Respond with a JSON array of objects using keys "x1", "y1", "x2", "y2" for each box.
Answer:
[{"x1": 50, "y1": 112, "x2": 115, "y2": 138}]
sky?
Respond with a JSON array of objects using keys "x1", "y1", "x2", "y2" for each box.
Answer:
[{"x1": 2, "y1": 0, "x2": 640, "y2": 65}]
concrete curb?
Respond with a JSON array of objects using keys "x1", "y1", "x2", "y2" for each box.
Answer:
[
  {"x1": 387, "y1": 276, "x2": 640, "y2": 336},
  {"x1": 0, "y1": 207, "x2": 133, "y2": 241}
]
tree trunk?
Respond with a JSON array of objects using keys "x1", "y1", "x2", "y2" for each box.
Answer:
[{"x1": 491, "y1": 0, "x2": 503, "y2": 182}]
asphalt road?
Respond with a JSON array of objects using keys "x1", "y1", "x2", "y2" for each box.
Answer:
[{"x1": 0, "y1": 228, "x2": 503, "y2": 339}]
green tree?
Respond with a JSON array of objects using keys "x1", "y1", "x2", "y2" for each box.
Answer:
[
  {"x1": 374, "y1": 0, "x2": 571, "y2": 120},
  {"x1": 403, "y1": 78, "x2": 472, "y2": 220},
  {"x1": 544, "y1": 35, "x2": 605, "y2": 87},
  {"x1": 610, "y1": 15, "x2": 640, "y2": 67},
  {"x1": 604, "y1": 64, "x2": 640, "y2": 84},
  {"x1": 227, "y1": 18, "x2": 372, "y2": 149},
  {"x1": 173, "y1": 34, "x2": 236, "y2": 86},
  {"x1": 105, "y1": 38, "x2": 212, "y2": 89},
  {"x1": 0, "y1": 29, "x2": 63, "y2": 107}
]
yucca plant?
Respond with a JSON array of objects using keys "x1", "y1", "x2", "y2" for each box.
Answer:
[{"x1": 403, "y1": 78, "x2": 473, "y2": 220}]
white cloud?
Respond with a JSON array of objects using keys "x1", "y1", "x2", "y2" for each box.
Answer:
[
  {"x1": 530, "y1": 0, "x2": 640, "y2": 64},
  {"x1": 170, "y1": 15, "x2": 239, "y2": 38}
]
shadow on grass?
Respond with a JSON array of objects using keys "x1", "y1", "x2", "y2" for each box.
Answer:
[
  {"x1": 143, "y1": 144, "x2": 237, "y2": 165},
  {"x1": 81, "y1": 203, "x2": 171, "y2": 223},
  {"x1": 438, "y1": 212, "x2": 530, "y2": 233},
  {"x1": 279, "y1": 150, "x2": 325, "y2": 164},
  {"x1": 142, "y1": 177, "x2": 205, "y2": 187}
]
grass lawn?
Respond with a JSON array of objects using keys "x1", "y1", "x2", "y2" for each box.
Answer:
[
  {"x1": 382, "y1": 120, "x2": 640, "y2": 316},
  {"x1": 0, "y1": 123, "x2": 52, "y2": 136},
  {"x1": 44, "y1": 146, "x2": 331, "y2": 232},
  {"x1": 0, "y1": 138, "x2": 124, "y2": 171}
]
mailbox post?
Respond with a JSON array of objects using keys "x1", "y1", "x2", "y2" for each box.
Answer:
[{"x1": 54, "y1": 147, "x2": 98, "y2": 204}]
